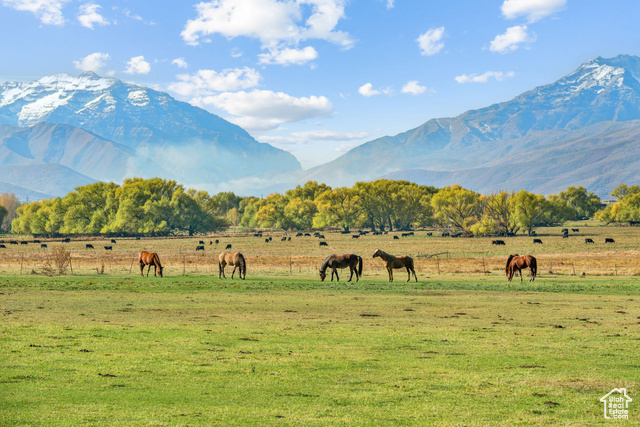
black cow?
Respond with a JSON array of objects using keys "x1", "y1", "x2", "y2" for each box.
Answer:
[
  {"x1": 86, "y1": 244, "x2": 94, "y2": 249},
  {"x1": 533, "y1": 239, "x2": 543, "y2": 244},
  {"x1": 393, "y1": 235, "x2": 399, "y2": 240},
  {"x1": 562, "y1": 234, "x2": 569, "y2": 239},
  {"x1": 40, "y1": 244, "x2": 47, "y2": 249},
  {"x1": 195, "y1": 245, "x2": 205, "y2": 251},
  {"x1": 104, "y1": 246, "x2": 113, "y2": 250},
  {"x1": 62, "y1": 237, "x2": 70, "y2": 243},
  {"x1": 9, "y1": 241, "x2": 18, "y2": 245},
  {"x1": 225, "y1": 244, "x2": 232, "y2": 249},
  {"x1": 492, "y1": 240, "x2": 506, "y2": 245},
  {"x1": 111, "y1": 239, "x2": 117, "y2": 244},
  {"x1": 319, "y1": 241, "x2": 328, "y2": 246},
  {"x1": 199, "y1": 240, "x2": 205, "y2": 245},
  {"x1": 426, "y1": 232, "x2": 432, "y2": 236},
  {"x1": 304, "y1": 233, "x2": 311, "y2": 237},
  {"x1": 20, "y1": 241, "x2": 28, "y2": 245},
  {"x1": 441, "y1": 232, "x2": 450, "y2": 237},
  {"x1": 281, "y1": 237, "x2": 287, "y2": 241},
  {"x1": 215, "y1": 239, "x2": 219, "y2": 244},
  {"x1": 317, "y1": 234, "x2": 325, "y2": 239},
  {"x1": 296, "y1": 232, "x2": 303, "y2": 237},
  {"x1": 287, "y1": 237, "x2": 291, "y2": 241},
  {"x1": 265, "y1": 238, "x2": 270, "y2": 243},
  {"x1": 33, "y1": 240, "x2": 41, "y2": 243},
  {"x1": 572, "y1": 228, "x2": 579, "y2": 232},
  {"x1": 401, "y1": 233, "x2": 411, "y2": 237},
  {"x1": 352, "y1": 235, "x2": 360, "y2": 239},
  {"x1": 585, "y1": 238, "x2": 595, "y2": 244},
  {"x1": 605, "y1": 238, "x2": 615, "y2": 243},
  {"x1": 0, "y1": 244, "x2": 5, "y2": 249}
]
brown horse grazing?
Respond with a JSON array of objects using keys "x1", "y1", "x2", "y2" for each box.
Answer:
[
  {"x1": 219, "y1": 252, "x2": 246, "y2": 279},
  {"x1": 319, "y1": 253, "x2": 363, "y2": 282},
  {"x1": 372, "y1": 248, "x2": 417, "y2": 282},
  {"x1": 506, "y1": 254, "x2": 537, "y2": 282},
  {"x1": 139, "y1": 251, "x2": 163, "y2": 277}
]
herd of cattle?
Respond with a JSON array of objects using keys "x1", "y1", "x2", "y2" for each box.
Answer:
[{"x1": 0, "y1": 228, "x2": 619, "y2": 251}]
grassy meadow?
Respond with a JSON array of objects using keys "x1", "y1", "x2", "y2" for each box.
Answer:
[{"x1": 1, "y1": 225, "x2": 639, "y2": 425}]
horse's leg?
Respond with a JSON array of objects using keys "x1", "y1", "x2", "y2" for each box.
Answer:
[
  {"x1": 388, "y1": 266, "x2": 393, "y2": 282},
  {"x1": 348, "y1": 266, "x2": 354, "y2": 282},
  {"x1": 412, "y1": 267, "x2": 418, "y2": 282},
  {"x1": 519, "y1": 267, "x2": 523, "y2": 282},
  {"x1": 140, "y1": 262, "x2": 144, "y2": 277},
  {"x1": 146, "y1": 264, "x2": 151, "y2": 277},
  {"x1": 334, "y1": 267, "x2": 339, "y2": 282},
  {"x1": 153, "y1": 264, "x2": 157, "y2": 277}
]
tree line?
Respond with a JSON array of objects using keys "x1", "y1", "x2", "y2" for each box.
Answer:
[{"x1": 5, "y1": 177, "x2": 621, "y2": 237}]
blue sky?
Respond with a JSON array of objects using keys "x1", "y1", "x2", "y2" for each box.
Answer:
[{"x1": 1, "y1": 0, "x2": 639, "y2": 168}]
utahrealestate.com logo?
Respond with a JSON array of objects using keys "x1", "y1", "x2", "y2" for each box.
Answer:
[{"x1": 600, "y1": 388, "x2": 632, "y2": 420}]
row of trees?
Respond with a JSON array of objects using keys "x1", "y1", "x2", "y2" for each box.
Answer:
[{"x1": 9, "y1": 178, "x2": 606, "y2": 236}]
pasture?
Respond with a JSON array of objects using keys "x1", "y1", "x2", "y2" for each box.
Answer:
[{"x1": 1, "y1": 225, "x2": 639, "y2": 424}]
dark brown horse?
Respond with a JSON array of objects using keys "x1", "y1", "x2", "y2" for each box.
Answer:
[
  {"x1": 319, "y1": 253, "x2": 363, "y2": 282},
  {"x1": 219, "y1": 252, "x2": 246, "y2": 279},
  {"x1": 372, "y1": 248, "x2": 417, "y2": 282},
  {"x1": 506, "y1": 254, "x2": 537, "y2": 282},
  {"x1": 139, "y1": 251, "x2": 163, "y2": 277}
]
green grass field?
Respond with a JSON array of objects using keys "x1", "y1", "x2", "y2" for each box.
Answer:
[{"x1": 1, "y1": 226, "x2": 639, "y2": 424}]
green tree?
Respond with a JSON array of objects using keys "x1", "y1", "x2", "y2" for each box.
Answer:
[
  {"x1": 315, "y1": 187, "x2": 361, "y2": 231},
  {"x1": 0, "y1": 193, "x2": 21, "y2": 233},
  {"x1": 511, "y1": 190, "x2": 550, "y2": 235},
  {"x1": 548, "y1": 186, "x2": 601, "y2": 221},
  {"x1": 431, "y1": 185, "x2": 482, "y2": 233}
]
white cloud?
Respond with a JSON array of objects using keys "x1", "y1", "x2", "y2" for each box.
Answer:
[
  {"x1": 181, "y1": 0, "x2": 354, "y2": 56},
  {"x1": 490, "y1": 25, "x2": 535, "y2": 53},
  {"x1": 124, "y1": 56, "x2": 151, "y2": 75},
  {"x1": 386, "y1": 0, "x2": 395, "y2": 9},
  {"x1": 417, "y1": 26, "x2": 445, "y2": 56},
  {"x1": 258, "y1": 46, "x2": 318, "y2": 66},
  {"x1": 455, "y1": 71, "x2": 515, "y2": 84},
  {"x1": 3, "y1": 0, "x2": 71, "y2": 25},
  {"x1": 169, "y1": 67, "x2": 261, "y2": 97},
  {"x1": 199, "y1": 89, "x2": 332, "y2": 131},
  {"x1": 73, "y1": 52, "x2": 110, "y2": 72},
  {"x1": 77, "y1": 3, "x2": 109, "y2": 29},
  {"x1": 501, "y1": 0, "x2": 566, "y2": 22},
  {"x1": 172, "y1": 58, "x2": 188, "y2": 69},
  {"x1": 358, "y1": 83, "x2": 379, "y2": 97},
  {"x1": 401, "y1": 80, "x2": 427, "y2": 95},
  {"x1": 358, "y1": 83, "x2": 392, "y2": 97}
]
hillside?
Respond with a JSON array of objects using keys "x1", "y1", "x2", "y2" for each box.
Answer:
[{"x1": 306, "y1": 55, "x2": 640, "y2": 196}]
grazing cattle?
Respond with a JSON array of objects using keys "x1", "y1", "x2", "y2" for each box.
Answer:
[
  {"x1": 111, "y1": 239, "x2": 117, "y2": 244},
  {"x1": 304, "y1": 233, "x2": 311, "y2": 237},
  {"x1": 317, "y1": 234, "x2": 325, "y2": 239},
  {"x1": 287, "y1": 237, "x2": 291, "y2": 241},
  {"x1": 20, "y1": 241, "x2": 27, "y2": 245},
  {"x1": 319, "y1": 241, "x2": 328, "y2": 247},
  {"x1": 215, "y1": 239, "x2": 219, "y2": 244},
  {"x1": 341, "y1": 230, "x2": 350, "y2": 234},
  {"x1": 562, "y1": 234, "x2": 569, "y2": 239},
  {"x1": 199, "y1": 240, "x2": 205, "y2": 245},
  {"x1": 605, "y1": 238, "x2": 615, "y2": 243},
  {"x1": 393, "y1": 235, "x2": 399, "y2": 240},
  {"x1": 585, "y1": 238, "x2": 595, "y2": 244},
  {"x1": 533, "y1": 239, "x2": 543, "y2": 244},
  {"x1": 572, "y1": 228, "x2": 579, "y2": 232},
  {"x1": 372, "y1": 248, "x2": 418, "y2": 282},
  {"x1": 254, "y1": 233, "x2": 262, "y2": 237},
  {"x1": 296, "y1": 232, "x2": 303, "y2": 237},
  {"x1": 195, "y1": 245, "x2": 205, "y2": 251},
  {"x1": 135, "y1": 237, "x2": 140, "y2": 240},
  {"x1": 209, "y1": 241, "x2": 213, "y2": 245},
  {"x1": 219, "y1": 252, "x2": 247, "y2": 279},
  {"x1": 506, "y1": 254, "x2": 537, "y2": 282},
  {"x1": 426, "y1": 232, "x2": 432, "y2": 236},
  {"x1": 268, "y1": 237, "x2": 272, "y2": 241},
  {"x1": 281, "y1": 237, "x2": 287, "y2": 241},
  {"x1": 441, "y1": 232, "x2": 450, "y2": 237},
  {"x1": 225, "y1": 244, "x2": 232, "y2": 250},
  {"x1": 9, "y1": 241, "x2": 18, "y2": 245},
  {"x1": 492, "y1": 240, "x2": 506, "y2": 245},
  {"x1": 319, "y1": 254, "x2": 363, "y2": 282},
  {"x1": 0, "y1": 244, "x2": 5, "y2": 249},
  {"x1": 40, "y1": 244, "x2": 47, "y2": 249},
  {"x1": 104, "y1": 246, "x2": 112, "y2": 250},
  {"x1": 265, "y1": 238, "x2": 270, "y2": 243},
  {"x1": 561, "y1": 228, "x2": 568, "y2": 234},
  {"x1": 33, "y1": 240, "x2": 41, "y2": 243},
  {"x1": 62, "y1": 238, "x2": 70, "y2": 243},
  {"x1": 86, "y1": 244, "x2": 94, "y2": 249},
  {"x1": 401, "y1": 233, "x2": 410, "y2": 237},
  {"x1": 352, "y1": 235, "x2": 360, "y2": 239},
  {"x1": 139, "y1": 251, "x2": 163, "y2": 277}
]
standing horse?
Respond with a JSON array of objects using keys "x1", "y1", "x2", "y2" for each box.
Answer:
[
  {"x1": 372, "y1": 249, "x2": 417, "y2": 282},
  {"x1": 139, "y1": 251, "x2": 163, "y2": 277},
  {"x1": 506, "y1": 254, "x2": 537, "y2": 282},
  {"x1": 319, "y1": 254, "x2": 363, "y2": 282},
  {"x1": 219, "y1": 252, "x2": 247, "y2": 279}
]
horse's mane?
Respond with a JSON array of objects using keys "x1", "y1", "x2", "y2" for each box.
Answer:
[
  {"x1": 320, "y1": 254, "x2": 333, "y2": 272},
  {"x1": 154, "y1": 253, "x2": 163, "y2": 269},
  {"x1": 505, "y1": 254, "x2": 519, "y2": 272}
]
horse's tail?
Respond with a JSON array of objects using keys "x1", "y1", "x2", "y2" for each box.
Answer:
[
  {"x1": 358, "y1": 255, "x2": 363, "y2": 277},
  {"x1": 530, "y1": 256, "x2": 537, "y2": 278},
  {"x1": 239, "y1": 253, "x2": 247, "y2": 277}
]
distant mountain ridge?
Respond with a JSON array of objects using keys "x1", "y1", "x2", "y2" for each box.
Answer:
[
  {"x1": 0, "y1": 72, "x2": 301, "y2": 198},
  {"x1": 306, "y1": 55, "x2": 640, "y2": 196}
]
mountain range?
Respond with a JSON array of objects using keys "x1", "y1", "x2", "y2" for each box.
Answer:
[
  {"x1": 305, "y1": 54, "x2": 640, "y2": 197},
  {"x1": 0, "y1": 72, "x2": 300, "y2": 198},
  {"x1": 1, "y1": 55, "x2": 639, "y2": 200}
]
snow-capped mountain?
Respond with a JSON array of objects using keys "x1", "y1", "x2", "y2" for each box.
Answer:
[
  {"x1": 306, "y1": 55, "x2": 640, "y2": 195},
  {"x1": 0, "y1": 72, "x2": 301, "y2": 196}
]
